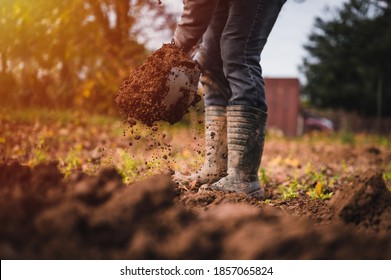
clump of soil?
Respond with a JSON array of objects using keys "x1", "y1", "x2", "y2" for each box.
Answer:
[
  {"x1": 116, "y1": 44, "x2": 201, "y2": 127},
  {"x1": 330, "y1": 170, "x2": 391, "y2": 234}
]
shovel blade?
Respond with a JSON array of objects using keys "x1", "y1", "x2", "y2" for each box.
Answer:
[{"x1": 163, "y1": 66, "x2": 200, "y2": 109}]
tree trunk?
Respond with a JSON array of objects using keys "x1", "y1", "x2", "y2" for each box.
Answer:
[
  {"x1": 1, "y1": 51, "x2": 7, "y2": 74},
  {"x1": 114, "y1": 0, "x2": 131, "y2": 47}
]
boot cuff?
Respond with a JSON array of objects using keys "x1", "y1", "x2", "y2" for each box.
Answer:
[
  {"x1": 206, "y1": 106, "x2": 227, "y2": 116},
  {"x1": 227, "y1": 105, "x2": 267, "y2": 122}
]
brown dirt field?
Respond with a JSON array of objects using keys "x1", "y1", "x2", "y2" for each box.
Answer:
[
  {"x1": 0, "y1": 110, "x2": 390, "y2": 259},
  {"x1": 0, "y1": 160, "x2": 390, "y2": 259}
]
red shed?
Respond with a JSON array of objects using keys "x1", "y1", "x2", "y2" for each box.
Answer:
[{"x1": 264, "y1": 78, "x2": 301, "y2": 136}]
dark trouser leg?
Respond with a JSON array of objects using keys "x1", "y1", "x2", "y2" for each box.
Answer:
[
  {"x1": 194, "y1": 0, "x2": 231, "y2": 107},
  {"x1": 221, "y1": 0, "x2": 285, "y2": 111}
]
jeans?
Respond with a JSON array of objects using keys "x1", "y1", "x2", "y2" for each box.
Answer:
[{"x1": 194, "y1": 0, "x2": 286, "y2": 112}]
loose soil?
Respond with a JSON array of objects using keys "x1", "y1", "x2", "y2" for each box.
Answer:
[
  {"x1": 0, "y1": 161, "x2": 390, "y2": 259},
  {"x1": 1, "y1": 112, "x2": 390, "y2": 259},
  {"x1": 116, "y1": 44, "x2": 200, "y2": 127}
]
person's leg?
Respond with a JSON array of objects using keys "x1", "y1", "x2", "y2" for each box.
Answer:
[
  {"x1": 172, "y1": 105, "x2": 228, "y2": 185},
  {"x1": 173, "y1": 0, "x2": 230, "y2": 185},
  {"x1": 194, "y1": 0, "x2": 231, "y2": 107},
  {"x1": 206, "y1": 0, "x2": 286, "y2": 198},
  {"x1": 221, "y1": 0, "x2": 286, "y2": 111}
]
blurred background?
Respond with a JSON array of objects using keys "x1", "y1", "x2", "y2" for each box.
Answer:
[
  {"x1": 0, "y1": 0, "x2": 177, "y2": 114},
  {"x1": 0, "y1": 0, "x2": 390, "y2": 134}
]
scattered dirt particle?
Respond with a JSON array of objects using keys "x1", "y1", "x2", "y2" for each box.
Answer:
[{"x1": 127, "y1": 118, "x2": 137, "y2": 127}]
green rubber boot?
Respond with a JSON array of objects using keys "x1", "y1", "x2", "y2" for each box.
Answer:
[
  {"x1": 203, "y1": 105, "x2": 267, "y2": 199},
  {"x1": 173, "y1": 106, "x2": 228, "y2": 185}
]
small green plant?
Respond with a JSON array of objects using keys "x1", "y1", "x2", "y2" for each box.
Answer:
[
  {"x1": 30, "y1": 148, "x2": 47, "y2": 166},
  {"x1": 30, "y1": 135, "x2": 48, "y2": 166},
  {"x1": 63, "y1": 147, "x2": 82, "y2": 176},
  {"x1": 304, "y1": 168, "x2": 336, "y2": 200},
  {"x1": 281, "y1": 185, "x2": 298, "y2": 199},
  {"x1": 304, "y1": 162, "x2": 313, "y2": 175},
  {"x1": 278, "y1": 178, "x2": 302, "y2": 200},
  {"x1": 306, "y1": 182, "x2": 333, "y2": 200},
  {"x1": 384, "y1": 172, "x2": 391, "y2": 182},
  {"x1": 116, "y1": 149, "x2": 139, "y2": 183},
  {"x1": 264, "y1": 199, "x2": 271, "y2": 205},
  {"x1": 259, "y1": 168, "x2": 270, "y2": 186}
]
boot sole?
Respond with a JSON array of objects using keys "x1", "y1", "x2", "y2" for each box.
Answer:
[
  {"x1": 173, "y1": 174, "x2": 223, "y2": 187},
  {"x1": 247, "y1": 189, "x2": 265, "y2": 200}
]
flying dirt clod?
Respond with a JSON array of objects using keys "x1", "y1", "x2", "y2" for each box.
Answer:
[{"x1": 116, "y1": 44, "x2": 201, "y2": 127}]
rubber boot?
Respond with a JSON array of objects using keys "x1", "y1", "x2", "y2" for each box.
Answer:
[
  {"x1": 204, "y1": 105, "x2": 267, "y2": 199},
  {"x1": 173, "y1": 106, "x2": 228, "y2": 185}
]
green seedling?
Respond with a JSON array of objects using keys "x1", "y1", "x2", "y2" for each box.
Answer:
[
  {"x1": 264, "y1": 199, "x2": 271, "y2": 205},
  {"x1": 30, "y1": 135, "x2": 48, "y2": 166},
  {"x1": 115, "y1": 149, "x2": 139, "y2": 184},
  {"x1": 278, "y1": 178, "x2": 302, "y2": 200},
  {"x1": 306, "y1": 181, "x2": 333, "y2": 200},
  {"x1": 304, "y1": 168, "x2": 336, "y2": 200},
  {"x1": 62, "y1": 146, "x2": 82, "y2": 177},
  {"x1": 30, "y1": 148, "x2": 48, "y2": 166},
  {"x1": 259, "y1": 168, "x2": 270, "y2": 186}
]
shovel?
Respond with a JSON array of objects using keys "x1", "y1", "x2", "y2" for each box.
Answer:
[{"x1": 162, "y1": 65, "x2": 200, "y2": 110}]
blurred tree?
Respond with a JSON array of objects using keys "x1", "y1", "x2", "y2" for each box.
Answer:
[
  {"x1": 301, "y1": 0, "x2": 391, "y2": 117},
  {"x1": 0, "y1": 0, "x2": 176, "y2": 113}
]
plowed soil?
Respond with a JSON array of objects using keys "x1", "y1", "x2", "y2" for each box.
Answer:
[{"x1": 0, "y1": 161, "x2": 390, "y2": 259}]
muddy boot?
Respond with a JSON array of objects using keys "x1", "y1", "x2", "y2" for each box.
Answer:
[
  {"x1": 202, "y1": 105, "x2": 267, "y2": 199},
  {"x1": 173, "y1": 106, "x2": 228, "y2": 185}
]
